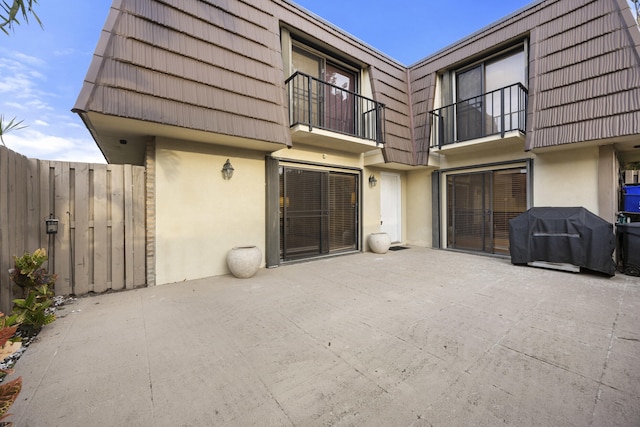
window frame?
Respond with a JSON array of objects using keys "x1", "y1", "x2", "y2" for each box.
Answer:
[
  {"x1": 452, "y1": 42, "x2": 527, "y2": 103},
  {"x1": 434, "y1": 40, "x2": 529, "y2": 144},
  {"x1": 291, "y1": 40, "x2": 360, "y2": 94}
]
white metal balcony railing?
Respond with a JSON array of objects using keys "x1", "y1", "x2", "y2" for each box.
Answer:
[
  {"x1": 429, "y1": 83, "x2": 528, "y2": 148},
  {"x1": 285, "y1": 71, "x2": 385, "y2": 145}
]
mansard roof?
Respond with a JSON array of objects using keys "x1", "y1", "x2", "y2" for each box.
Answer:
[{"x1": 74, "y1": 0, "x2": 640, "y2": 165}]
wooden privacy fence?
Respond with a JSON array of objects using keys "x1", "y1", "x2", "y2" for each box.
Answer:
[{"x1": 0, "y1": 145, "x2": 146, "y2": 313}]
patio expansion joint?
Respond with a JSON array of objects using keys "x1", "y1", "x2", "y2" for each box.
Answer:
[
  {"x1": 234, "y1": 347, "x2": 296, "y2": 427},
  {"x1": 281, "y1": 314, "x2": 392, "y2": 396},
  {"x1": 141, "y1": 294, "x2": 157, "y2": 426},
  {"x1": 496, "y1": 343, "x2": 589, "y2": 378},
  {"x1": 462, "y1": 297, "x2": 545, "y2": 375},
  {"x1": 589, "y1": 284, "x2": 625, "y2": 426}
]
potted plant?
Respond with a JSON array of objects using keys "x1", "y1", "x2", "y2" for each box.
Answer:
[
  {"x1": 226, "y1": 246, "x2": 262, "y2": 278},
  {"x1": 368, "y1": 232, "x2": 391, "y2": 254}
]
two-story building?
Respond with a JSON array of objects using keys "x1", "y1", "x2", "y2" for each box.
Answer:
[{"x1": 73, "y1": 0, "x2": 640, "y2": 285}]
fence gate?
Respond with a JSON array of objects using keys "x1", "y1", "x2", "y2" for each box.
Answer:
[{"x1": 0, "y1": 145, "x2": 146, "y2": 313}]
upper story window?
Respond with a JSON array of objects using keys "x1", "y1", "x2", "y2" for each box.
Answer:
[
  {"x1": 281, "y1": 28, "x2": 385, "y2": 144},
  {"x1": 292, "y1": 45, "x2": 358, "y2": 96},
  {"x1": 455, "y1": 47, "x2": 526, "y2": 105},
  {"x1": 430, "y1": 42, "x2": 528, "y2": 147},
  {"x1": 291, "y1": 44, "x2": 359, "y2": 135}
]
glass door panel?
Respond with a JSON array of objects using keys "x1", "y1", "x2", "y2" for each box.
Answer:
[
  {"x1": 280, "y1": 168, "x2": 327, "y2": 260},
  {"x1": 485, "y1": 50, "x2": 526, "y2": 133},
  {"x1": 448, "y1": 173, "x2": 490, "y2": 251},
  {"x1": 325, "y1": 63, "x2": 356, "y2": 134},
  {"x1": 456, "y1": 65, "x2": 483, "y2": 141},
  {"x1": 292, "y1": 47, "x2": 322, "y2": 127},
  {"x1": 328, "y1": 173, "x2": 357, "y2": 251},
  {"x1": 492, "y1": 169, "x2": 527, "y2": 254}
]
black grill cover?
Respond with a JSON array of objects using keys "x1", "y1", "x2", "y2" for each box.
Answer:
[{"x1": 509, "y1": 207, "x2": 615, "y2": 276}]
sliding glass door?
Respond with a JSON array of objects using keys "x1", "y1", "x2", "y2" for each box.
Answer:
[
  {"x1": 447, "y1": 168, "x2": 527, "y2": 255},
  {"x1": 279, "y1": 167, "x2": 358, "y2": 261}
]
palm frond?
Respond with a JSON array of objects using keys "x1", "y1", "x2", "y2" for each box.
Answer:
[
  {"x1": 0, "y1": 0, "x2": 41, "y2": 35},
  {"x1": 0, "y1": 115, "x2": 26, "y2": 146}
]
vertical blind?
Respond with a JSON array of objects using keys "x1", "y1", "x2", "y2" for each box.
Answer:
[
  {"x1": 280, "y1": 167, "x2": 358, "y2": 261},
  {"x1": 447, "y1": 168, "x2": 527, "y2": 255}
]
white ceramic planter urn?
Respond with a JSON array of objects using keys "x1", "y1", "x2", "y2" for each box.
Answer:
[
  {"x1": 368, "y1": 232, "x2": 391, "y2": 254},
  {"x1": 226, "y1": 246, "x2": 262, "y2": 278}
]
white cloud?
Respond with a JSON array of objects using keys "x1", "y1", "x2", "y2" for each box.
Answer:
[
  {"x1": 11, "y1": 52, "x2": 45, "y2": 67},
  {"x1": 4, "y1": 101, "x2": 26, "y2": 110},
  {"x1": 0, "y1": 55, "x2": 51, "y2": 124},
  {"x1": 0, "y1": 73, "x2": 37, "y2": 95},
  {"x1": 24, "y1": 99, "x2": 52, "y2": 110},
  {"x1": 53, "y1": 48, "x2": 75, "y2": 57},
  {"x1": 3, "y1": 128, "x2": 105, "y2": 163}
]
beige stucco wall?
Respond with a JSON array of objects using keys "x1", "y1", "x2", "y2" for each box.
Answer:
[
  {"x1": 533, "y1": 146, "x2": 600, "y2": 214},
  {"x1": 271, "y1": 144, "x2": 362, "y2": 169},
  {"x1": 362, "y1": 167, "x2": 382, "y2": 249},
  {"x1": 155, "y1": 138, "x2": 266, "y2": 285},
  {"x1": 434, "y1": 139, "x2": 527, "y2": 171},
  {"x1": 406, "y1": 169, "x2": 432, "y2": 247}
]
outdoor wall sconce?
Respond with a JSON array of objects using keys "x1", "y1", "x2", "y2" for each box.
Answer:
[
  {"x1": 369, "y1": 175, "x2": 378, "y2": 187},
  {"x1": 222, "y1": 159, "x2": 234, "y2": 180},
  {"x1": 45, "y1": 213, "x2": 59, "y2": 234}
]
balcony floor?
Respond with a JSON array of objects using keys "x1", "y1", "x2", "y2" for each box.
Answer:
[
  {"x1": 290, "y1": 124, "x2": 382, "y2": 153},
  {"x1": 432, "y1": 130, "x2": 526, "y2": 156}
]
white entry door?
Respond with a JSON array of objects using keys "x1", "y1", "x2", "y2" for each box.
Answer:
[{"x1": 380, "y1": 172, "x2": 401, "y2": 243}]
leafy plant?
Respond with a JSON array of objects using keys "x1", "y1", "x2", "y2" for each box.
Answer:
[
  {"x1": 0, "y1": 0, "x2": 41, "y2": 35},
  {"x1": 624, "y1": 161, "x2": 640, "y2": 171},
  {"x1": 0, "y1": 377, "x2": 21, "y2": 426},
  {"x1": 9, "y1": 249, "x2": 56, "y2": 336},
  {"x1": 12, "y1": 285, "x2": 54, "y2": 336},
  {"x1": 9, "y1": 248, "x2": 55, "y2": 296},
  {"x1": 0, "y1": 328, "x2": 19, "y2": 363},
  {"x1": 0, "y1": 313, "x2": 23, "y2": 427},
  {"x1": 0, "y1": 116, "x2": 26, "y2": 146}
]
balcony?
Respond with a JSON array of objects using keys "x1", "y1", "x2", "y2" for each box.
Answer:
[
  {"x1": 429, "y1": 83, "x2": 527, "y2": 149},
  {"x1": 285, "y1": 72, "x2": 385, "y2": 151}
]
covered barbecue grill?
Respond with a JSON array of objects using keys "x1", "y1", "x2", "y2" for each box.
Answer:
[{"x1": 509, "y1": 207, "x2": 615, "y2": 276}]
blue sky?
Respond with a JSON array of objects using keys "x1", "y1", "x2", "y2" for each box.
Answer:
[{"x1": 0, "y1": 0, "x2": 636, "y2": 163}]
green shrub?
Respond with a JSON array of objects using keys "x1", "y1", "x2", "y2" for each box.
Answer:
[
  {"x1": 8, "y1": 249, "x2": 56, "y2": 337},
  {"x1": 8, "y1": 248, "x2": 56, "y2": 295},
  {"x1": 12, "y1": 285, "x2": 55, "y2": 336},
  {"x1": 0, "y1": 313, "x2": 23, "y2": 427}
]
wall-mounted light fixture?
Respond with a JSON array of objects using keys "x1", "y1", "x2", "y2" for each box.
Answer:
[
  {"x1": 45, "y1": 213, "x2": 59, "y2": 234},
  {"x1": 222, "y1": 159, "x2": 235, "y2": 180},
  {"x1": 368, "y1": 175, "x2": 378, "y2": 187}
]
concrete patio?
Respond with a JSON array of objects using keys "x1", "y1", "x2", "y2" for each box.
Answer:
[{"x1": 7, "y1": 247, "x2": 640, "y2": 426}]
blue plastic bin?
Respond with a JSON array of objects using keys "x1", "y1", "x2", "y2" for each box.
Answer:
[{"x1": 623, "y1": 185, "x2": 640, "y2": 213}]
